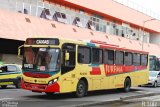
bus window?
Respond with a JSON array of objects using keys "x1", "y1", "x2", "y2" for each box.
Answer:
[
  {"x1": 124, "y1": 52, "x2": 132, "y2": 65},
  {"x1": 104, "y1": 50, "x2": 114, "y2": 64},
  {"x1": 78, "y1": 46, "x2": 91, "y2": 64},
  {"x1": 155, "y1": 58, "x2": 160, "y2": 71},
  {"x1": 23, "y1": 47, "x2": 60, "y2": 72},
  {"x1": 141, "y1": 54, "x2": 148, "y2": 66},
  {"x1": 115, "y1": 51, "x2": 124, "y2": 65},
  {"x1": 133, "y1": 53, "x2": 140, "y2": 66},
  {"x1": 91, "y1": 48, "x2": 102, "y2": 64},
  {"x1": 61, "y1": 43, "x2": 76, "y2": 74}
]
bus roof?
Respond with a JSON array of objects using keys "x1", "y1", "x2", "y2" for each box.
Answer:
[{"x1": 25, "y1": 37, "x2": 148, "y2": 54}]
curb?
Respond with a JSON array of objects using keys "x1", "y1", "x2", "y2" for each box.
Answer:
[
  {"x1": 120, "y1": 92, "x2": 160, "y2": 101},
  {"x1": 74, "y1": 92, "x2": 160, "y2": 107},
  {"x1": 75, "y1": 99, "x2": 120, "y2": 107}
]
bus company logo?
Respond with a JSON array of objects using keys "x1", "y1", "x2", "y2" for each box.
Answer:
[
  {"x1": 36, "y1": 40, "x2": 49, "y2": 44},
  {"x1": 104, "y1": 65, "x2": 123, "y2": 75}
]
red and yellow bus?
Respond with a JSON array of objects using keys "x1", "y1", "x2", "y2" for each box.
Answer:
[{"x1": 18, "y1": 38, "x2": 149, "y2": 97}]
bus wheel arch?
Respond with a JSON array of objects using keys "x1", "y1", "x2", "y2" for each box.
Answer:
[
  {"x1": 76, "y1": 77, "x2": 88, "y2": 97},
  {"x1": 124, "y1": 76, "x2": 131, "y2": 92}
]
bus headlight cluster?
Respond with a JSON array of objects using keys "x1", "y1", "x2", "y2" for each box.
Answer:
[{"x1": 48, "y1": 78, "x2": 58, "y2": 86}]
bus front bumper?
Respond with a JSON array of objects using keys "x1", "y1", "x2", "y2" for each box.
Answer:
[{"x1": 21, "y1": 80, "x2": 60, "y2": 93}]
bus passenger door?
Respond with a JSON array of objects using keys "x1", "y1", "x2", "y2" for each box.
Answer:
[{"x1": 60, "y1": 43, "x2": 76, "y2": 93}]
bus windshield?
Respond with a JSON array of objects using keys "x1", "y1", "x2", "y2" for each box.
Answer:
[{"x1": 23, "y1": 47, "x2": 60, "y2": 72}]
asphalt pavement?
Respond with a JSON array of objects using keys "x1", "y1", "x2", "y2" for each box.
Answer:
[{"x1": 0, "y1": 86, "x2": 160, "y2": 107}]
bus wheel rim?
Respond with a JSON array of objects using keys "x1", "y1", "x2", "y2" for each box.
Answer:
[{"x1": 78, "y1": 84, "x2": 84, "y2": 94}]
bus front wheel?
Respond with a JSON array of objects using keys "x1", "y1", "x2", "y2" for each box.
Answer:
[
  {"x1": 124, "y1": 78, "x2": 131, "y2": 92},
  {"x1": 76, "y1": 80, "x2": 87, "y2": 97}
]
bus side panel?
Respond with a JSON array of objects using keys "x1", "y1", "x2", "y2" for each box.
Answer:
[
  {"x1": 102, "y1": 67, "x2": 149, "y2": 89},
  {"x1": 132, "y1": 69, "x2": 149, "y2": 86},
  {"x1": 59, "y1": 71, "x2": 78, "y2": 93},
  {"x1": 76, "y1": 64, "x2": 92, "y2": 91}
]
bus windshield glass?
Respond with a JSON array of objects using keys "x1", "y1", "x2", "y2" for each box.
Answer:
[{"x1": 23, "y1": 47, "x2": 60, "y2": 72}]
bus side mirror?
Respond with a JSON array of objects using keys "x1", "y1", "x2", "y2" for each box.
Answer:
[
  {"x1": 65, "y1": 52, "x2": 70, "y2": 61},
  {"x1": 18, "y1": 45, "x2": 24, "y2": 60}
]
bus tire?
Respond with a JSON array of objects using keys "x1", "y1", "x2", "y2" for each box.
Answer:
[
  {"x1": 1, "y1": 85, "x2": 7, "y2": 89},
  {"x1": 124, "y1": 77, "x2": 131, "y2": 92},
  {"x1": 76, "y1": 80, "x2": 87, "y2": 97}
]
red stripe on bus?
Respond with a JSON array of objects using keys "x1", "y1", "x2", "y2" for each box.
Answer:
[
  {"x1": 21, "y1": 80, "x2": 60, "y2": 92},
  {"x1": 24, "y1": 72, "x2": 50, "y2": 78},
  {"x1": 90, "y1": 67, "x2": 101, "y2": 75},
  {"x1": 104, "y1": 64, "x2": 147, "y2": 76}
]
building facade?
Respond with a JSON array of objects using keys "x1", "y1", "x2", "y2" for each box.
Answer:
[{"x1": 0, "y1": 0, "x2": 160, "y2": 64}]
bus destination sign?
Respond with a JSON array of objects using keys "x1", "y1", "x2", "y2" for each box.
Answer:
[{"x1": 25, "y1": 38, "x2": 59, "y2": 45}]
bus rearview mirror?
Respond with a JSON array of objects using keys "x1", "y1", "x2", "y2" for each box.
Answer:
[{"x1": 18, "y1": 45, "x2": 24, "y2": 60}]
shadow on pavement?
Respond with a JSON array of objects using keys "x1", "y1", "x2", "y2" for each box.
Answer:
[
  {"x1": 24, "y1": 88, "x2": 140, "y2": 100},
  {"x1": 141, "y1": 86, "x2": 159, "y2": 88}
]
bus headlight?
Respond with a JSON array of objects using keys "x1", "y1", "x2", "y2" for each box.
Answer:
[
  {"x1": 53, "y1": 78, "x2": 58, "y2": 82},
  {"x1": 48, "y1": 78, "x2": 58, "y2": 86}
]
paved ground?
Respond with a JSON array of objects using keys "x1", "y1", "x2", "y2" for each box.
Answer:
[
  {"x1": 0, "y1": 86, "x2": 160, "y2": 107},
  {"x1": 89, "y1": 94, "x2": 160, "y2": 107}
]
